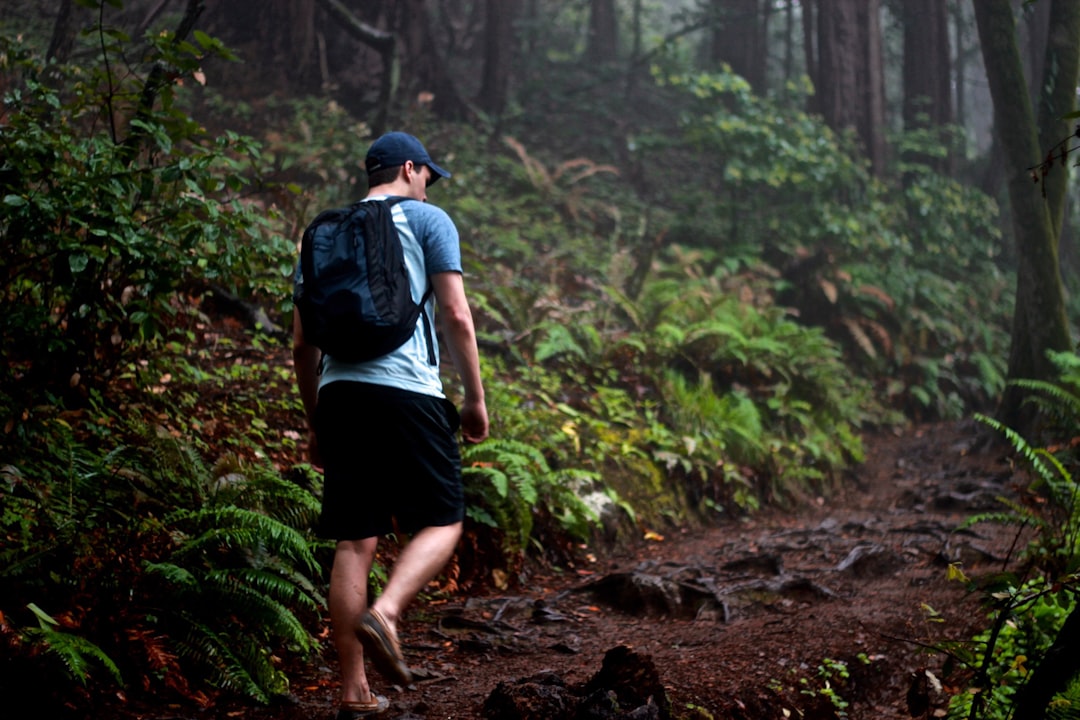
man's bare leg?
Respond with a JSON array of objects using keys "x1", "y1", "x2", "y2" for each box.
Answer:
[
  {"x1": 329, "y1": 537, "x2": 379, "y2": 705},
  {"x1": 369, "y1": 522, "x2": 463, "y2": 636}
]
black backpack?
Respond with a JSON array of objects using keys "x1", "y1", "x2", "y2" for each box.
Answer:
[{"x1": 296, "y1": 196, "x2": 434, "y2": 364}]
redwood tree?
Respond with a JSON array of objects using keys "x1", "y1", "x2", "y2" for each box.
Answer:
[
  {"x1": 973, "y1": 0, "x2": 1076, "y2": 429},
  {"x1": 586, "y1": 0, "x2": 618, "y2": 63},
  {"x1": 477, "y1": 0, "x2": 518, "y2": 118},
  {"x1": 902, "y1": 0, "x2": 954, "y2": 174},
  {"x1": 814, "y1": 0, "x2": 886, "y2": 174},
  {"x1": 707, "y1": 0, "x2": 769, "y2": 91}
]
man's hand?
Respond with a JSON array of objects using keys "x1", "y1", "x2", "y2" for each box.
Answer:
[
  {"x1": 307, "y1": 429, "x2": 323, "y2": 469},
  {"x1": 460, "y1": 398, "x2": 489, "y2": 444}
]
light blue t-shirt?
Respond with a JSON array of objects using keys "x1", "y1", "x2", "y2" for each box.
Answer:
[{"x1": 294, "y1": 196, "x2": 462, "y2": 398}]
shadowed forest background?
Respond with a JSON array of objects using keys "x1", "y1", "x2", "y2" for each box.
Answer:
[{"x1": 2, "y1": 1, "x2": 1080, "y2": 718}]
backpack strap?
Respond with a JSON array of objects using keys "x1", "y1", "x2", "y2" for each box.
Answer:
[{"x1": 380, "y1": 196, "x2": 438, "y2": 367}]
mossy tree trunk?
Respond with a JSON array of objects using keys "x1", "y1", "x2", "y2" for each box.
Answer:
[{"x1": 973, "y1": 0, "x2": 1075, "y2": 431}]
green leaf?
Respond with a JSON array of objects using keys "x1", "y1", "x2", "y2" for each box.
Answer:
[
  {"x1": 69, "y1": 253, "x2": 90, "y2": 274},
  {"x1": 3, "y1": 194, "x2": 26, "y2": 206}
]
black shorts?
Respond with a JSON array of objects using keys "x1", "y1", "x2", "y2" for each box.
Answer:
[{"x1": 314, "y1": 381, "x2": 463, "y2": 540}]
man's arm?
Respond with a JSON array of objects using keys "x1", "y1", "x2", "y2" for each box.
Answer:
[
  {"x1": 431, "y1": 271, "x2": 488, "y2": 444},
  {"x1": 292, "y1": 307, "x2": 323, "y2": 465}
]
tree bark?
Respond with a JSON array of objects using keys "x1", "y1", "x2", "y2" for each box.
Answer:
[
  {"x1": 1036, "y1": 0, "x2": 1080, "y2": 240},
  {"x1": 586, "y1": 0, "x2": 618, "y2": 63},
  {"x1": 476, "y1": 0, "x2": 518, "y2": 118},
  {"x1": 816, "y1": 0, "x2": 858, "y2": 131},
  {"x1": 816, "y1": 0, "x2": 886, "y2": 174},
  {"x1": 803, "y1": 0, "x2": 818, "y2": 113},
  {"x1": 854, "y1": 0, "x2": 886, "y2": 174},
  {"x1": 973, "y1": 0, "x2": 1073, "y2": 428},
  {"x1": 783, "y1": 0, "x2": 795, "y2": 86},
  {"x1": 394, "y1": 0, "x2": 471, "y2": 121},
  {"x1": 708, "y1": 0, "x2": 767, "y2": 90},
  {"x1": 46, "y1": 0, "x2": 76, "y2": 64},
  {"x1": 902, "y1": 0, "x2": 954, "y2": 174}
]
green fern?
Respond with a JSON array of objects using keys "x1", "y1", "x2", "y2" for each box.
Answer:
[
  {"x1": 23, "y1": 603, "x2": 123, "y2": 687},
  {"x1": 172, "y1": 613, "x2": 282, "y2": 703},
  {"x1": 463, "y1": 438, "x2": 605, "y2": 552},
  {"x1": 168, "y1": 506, "x2": 320, "y2": 575}
]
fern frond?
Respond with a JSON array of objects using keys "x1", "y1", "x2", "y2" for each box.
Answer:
[
  {"x1": 168, "y1": 507, "x2": 319, "y2": 575},
  {"x1": 144, "y1": 561, "x2": 201, "y2": 590},
  {"x1": 222, "y1": 470, "x2": 322, "y2": 530},
  {"x1": 201, "y1": 571, "x2": 314, "y2": 649},
  {"x1": 464, "y1": 464, "x2": 510, "y2": 498},
  {"x1": 534, "y1": 323, "x2": 589, "y2": 363},
  {"x1": 23, "y1": 622, "x2": 123, "y2": 687},
  {"x1": 958, "y1": 511, "x2": 1042, "y2": 532},
  {"x1": 1011, "y1": 378, "x2": 1080, "y2": 417},
  {"x1": 502, "y1": 135, "x2": 551, "y2": 191},
  {"x1": 172, "y1": 615, "x2": 271, "y2": 703},
  {"x1": 841, "y1": 317, "x2": 877, "y2": 359},
  {"x1": 856, "y1": 283, "x2": 896, "y2": 310},
  {"x1": 974, "y1": 413, "x2": 1053, "y2": 485}
]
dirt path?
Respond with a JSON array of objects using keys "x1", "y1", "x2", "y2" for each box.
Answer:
[{"x1": 177, "y1": 421, "x2": 1023, "y2": 720}]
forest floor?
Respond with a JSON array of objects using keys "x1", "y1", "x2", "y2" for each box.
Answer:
[
  {"x1": 100, "y1": 306, "x2": 1030, "y2": 720},
  {"x1": 119, "y1": 414, "x2": 1026, "y2": 720}
]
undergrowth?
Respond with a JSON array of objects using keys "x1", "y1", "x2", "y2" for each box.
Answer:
[
  {"x1": 938, "y1": 352, "x2": 1080, "y2": 720},
  {"x1": 0, "y1": 8, "x2": 1022, "y2": 712}
]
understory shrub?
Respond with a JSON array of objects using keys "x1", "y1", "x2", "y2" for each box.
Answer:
[{"x1": 0, "y1": 411, "x2": 324, "y2": 711}]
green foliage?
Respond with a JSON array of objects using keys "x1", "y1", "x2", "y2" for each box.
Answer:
[
  {"x1": 943, "y1": 355, "x2": 1080, "y2": 719},
  {"x1": 943, "y1": 580, "x2": 1078, "y2": 720},
  {"x1": 463, "y1": 437, "x2": 602, "y2": 548},
  {"x1": 0, "y1": 412, "x2": 323, "y2": 707},
  {"x1": 23, "y1": 603, "x2": 123, "y2": 687},
  {"x1": 643, "y1": 68, "x2": 1011, "y2": 419},
  {"x1": 0, "y1": 25, "x2": 293, "y2": 407},
  {"x1": 769, "y1": 654, "x2": 874, "y2": 719}
]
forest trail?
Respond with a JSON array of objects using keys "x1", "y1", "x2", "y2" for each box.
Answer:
[{"x1": 153, "y1": 419, "x2": 1017, "y2": 720}]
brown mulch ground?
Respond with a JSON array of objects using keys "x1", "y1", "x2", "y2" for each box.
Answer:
[{"x1": 124, "y1": 418, "x2": 1021, "y2": 720}]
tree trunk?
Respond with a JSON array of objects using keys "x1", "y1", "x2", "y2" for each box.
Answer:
[
  {"x1": 708, "y1": 0, "x2": 767, "y2": 90},
  {"x1": 313, "y1": 0, "x2": 396, "y2": 135},
  {"x1": 202, "y1": 0, "x2": 318, "y2": 94},
  {"x1": 118, "y1": 0, "x2": 205, "y2": 165},
  {"x1": 46, "y1": 0, "x2": 76, "y2": 64},
  {"x1": 854, "y1": 0, "x2": 886, "y2": 174},
  {"x1": 902, "y1": 0, "x2": 954, "y2": 174},
  {"x1": 816, "y1": 0, "x2": 858, "y2": 131},
  {"x1": 817, "y1": 0, "x2": 885, "y2": 174},
  {"x1": 1036, "y1": 0, "x2": 1080, "y2": 240},
  {"x1": 476, "y1": 0, "x2": 518, "y2": 118},
  {"x1": 586, "y1": 0, "x2": 618, "y2": 63},
  {"x1": 973, "y1": 0, "x2": 1073, "y2": 429},
  {"x1": 783, "y1": 0, "x2": 795, "y2": 86},
  {"x1": 394, "y1": 0, "x2": 470, "y2": 120},
  {"x1": 1011, "y1": 601, "x2": 1080, "y2": 720},
  {"x1": 803, "y1": 0, "x2": 818, "y2": 113}
]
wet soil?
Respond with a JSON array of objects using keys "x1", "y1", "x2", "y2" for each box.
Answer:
[{"x1": 182, "y1": 419, "x2": 1023, "y2": 720}]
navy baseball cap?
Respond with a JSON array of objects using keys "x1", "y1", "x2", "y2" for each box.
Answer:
[{"x1": 365, "y1": 131, "x2": 451, "y2": 185}]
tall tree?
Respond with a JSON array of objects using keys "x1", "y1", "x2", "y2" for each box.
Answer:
[
  {"x1": 973, "y1": 0, "x2": 1076, "y2": 429},
  {"x1": 206, "y1": 0, "x2": 318, "y2": 90},
  {"x1": 1036, "y1": 0, "x2": 1080, "y2": 240},
  {"x1": 391, "y1": 0, "x2": 470, "y2": 120},
  {"x1": 586, "y1": 0, "x2": 618, "y2": 63},
  {"x1": 707, "y1": 0, "x2": 768, "y2": 91},
  {"x1": 477, "y1": 0, "x2": 518, "y2": 118},
  {"x1": 901, "y1": 0, "x2": 954, "y2": 174},
  {"x1": 815, "y1": 0, "x2": 886, "y2": 174}
]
